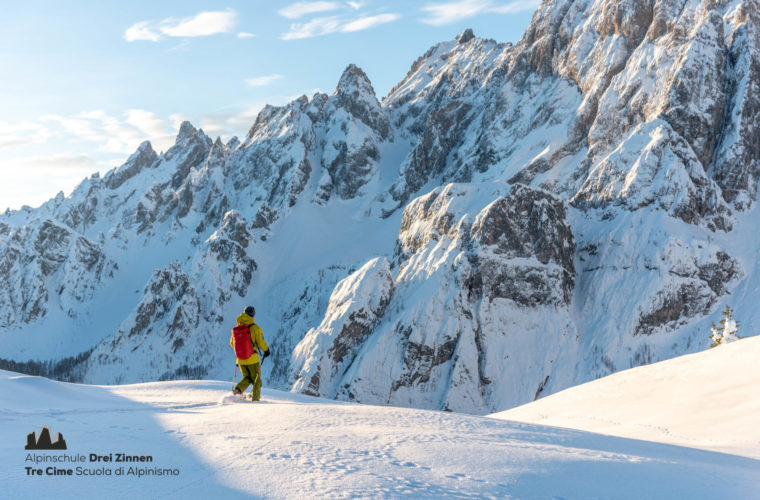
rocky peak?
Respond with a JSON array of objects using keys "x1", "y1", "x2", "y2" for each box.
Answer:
[
  {"x1": 176, "y1": 120, "x2": 198, "y2": 143},
  {"x1": 457, "y1": 28, "x2": 475, "y2": 44},
  {"x1": 245, "y1": 96, "x2": 311, "y2": 142},
  {"x1": 165, "y1": 121, "x2": 213, "y2": 189},
  {"x1": 201, "y1": 137, "x2": 226, "y2": 172},
  {"x1": 106, "y1": 140, "x2": 158, "y2": 190},
  {"x1": 169, "y1": 120, "x2": 211, "y2": 154},
  {"x1": 134, "y1": 140, "x2": 156, "y2": 156},
  {"x1": 332, "y1": 64, "x2": 390, "y2": 140},
  {"x1": 209, "y1": 136, "x2": 224, "y2": 157},
  {"x1": 335, "y1": 64, "x2": 375, "y2": 98}
]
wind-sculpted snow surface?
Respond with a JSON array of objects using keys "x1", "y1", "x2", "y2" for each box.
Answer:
[
  {"x1": 2, "y1": 369, "x2": 757, "y2": 499},
  {"x1": 1, "y1": 0, "x2": 760, "y2": 415},
  {"x1": 493, "y1": 335, "x2": 760, "y2": 460}
]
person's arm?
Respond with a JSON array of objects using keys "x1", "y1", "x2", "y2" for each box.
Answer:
[{"x1": 254, "y1": 325, "x2": 270, "y2": 356}]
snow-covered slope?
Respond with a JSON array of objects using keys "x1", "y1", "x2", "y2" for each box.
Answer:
[
  {"x1": 2, "y1": 369, "x2": 757, "y2": 499},
  {"x1": 492, "y1": 335, "x2": 760, "y2": 460},
  {"x1": 2, "y1": 0, "x2": 760, "y2": 416},
  {"x1": 291, "y1": 182, "x2": 580, "y2": 413}
]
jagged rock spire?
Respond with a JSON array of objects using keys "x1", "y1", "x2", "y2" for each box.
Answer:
[
  {"x1": 335, "y1": 64, "x2": 376, "y2": 97},
  {"x1": 106, "y1": 140, "x2": 158, "y2": 190},
  {"x1": 457, "y1": 28, "x2": 475, "y2": 44},
  {"x1": 332, "y1": 64, "x2": 390, "y2": 139},
  {"x1": 176, "y1": 120, "x2": 197, "y2": 142}
]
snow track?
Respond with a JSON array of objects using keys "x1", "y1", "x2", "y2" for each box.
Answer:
[{"x1": 1, "y1": 369, "x2": 757, "y2": 499}]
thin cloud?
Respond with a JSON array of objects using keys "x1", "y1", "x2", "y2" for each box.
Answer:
[
  {"x1": 278, "y1": 2, "x2": 341, "y2": 19},
  {"x1": 0, "y1": 120, "x2": 43, "y2": 135},
  {"x1": 166, "y1": 40, "x2": 191, "y2": 53},
  {"x1": 237, "y1": 32, "x2": 256, "y2": 38},
  {"x1": 125, "y1": 109, "x2": 170, "y2": 137},
  {"x1": 161, "y1": 10, "x2": 237, "y2": 37},
  {"x1": 124, "y1": 21, "x2": 161, "y2": 42},
  {"x1": 15, "y1": 154, "x2": 98, "y2": 171},
  {"x1": 0, "y1": 130, "x2": 53, "y2": 149},
  {"x1": 225, "y1": 106, "x2": 266, "y2": 127},
  {"x1": 282, "y1": 11, "x2": 400, "y2": 39},
  {"x1": 419, "y1": 0, "x2": 539, "y2": 26},
  {"x1": 282, "y1": 16, "x2": 343, "y2": 40},
  {"x1": 342, "y1": 13, "x2": 399, "y2": 32},
  {"x1": 169, "y1": 113, "x2": 192, "y2": 130},
  {"x1": 178, "y1": 105, "x2": 268, "y2": 140},
  {"x1": 0, "y1": 120, "x2": 52, "y2": 148},
  {"x1": 489, "y1": 0, "x2": 541, "y2": 13},
  {"x1": 0, "y1": 154, "x2": 106, "y2": 212},
  {"x1": 286, "y1": 88, "x2": 323, "y2": 102},
  {"x1": 245, "y1": 74, "x2": 285, "y2": 87},
  {"x1": 39, "y1": 109, "x2": 176, "y2": 155},
  {"x1": 347, "y1": 1, "x2": 368, "y2": 9},
  {"x1": 124, "y1": 10, "x2": 237, "y2": 42}
]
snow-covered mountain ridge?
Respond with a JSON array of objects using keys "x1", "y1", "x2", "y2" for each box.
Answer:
[{"x1": 1, "y1": 0, "x2": 760, "y2": 414}]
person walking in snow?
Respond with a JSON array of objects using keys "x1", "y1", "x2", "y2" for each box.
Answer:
[{"x1": 231, "y1": 306, "x2": 270, "y2": 401}]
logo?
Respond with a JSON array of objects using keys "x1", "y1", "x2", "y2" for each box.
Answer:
[{"x1": 25, "y1": 426, "x2": 67, "y2": 450}]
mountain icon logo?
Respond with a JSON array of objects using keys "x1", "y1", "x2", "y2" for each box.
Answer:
[{"x1": 25, "y1": 426, "x2": 67, "y2": 450}]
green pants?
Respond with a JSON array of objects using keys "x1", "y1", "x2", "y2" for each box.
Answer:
[{"x1": 235, "y1": 363, "x2": 261, "y2": 401}]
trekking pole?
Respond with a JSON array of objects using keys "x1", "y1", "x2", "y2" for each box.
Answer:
[{"x1": 232, "y1": 363, "x2": 238, "y2": 390}]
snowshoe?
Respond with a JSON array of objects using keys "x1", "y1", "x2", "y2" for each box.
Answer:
[{"x1": 219, "y1": 389, "x2": 247, "y2": 404}]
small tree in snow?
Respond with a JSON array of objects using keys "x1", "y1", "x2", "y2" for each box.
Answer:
[
  {"x1": 709, "y1": 322, "x2": 722, "y2": 348},
  {"x1": 711, "y1": 305, "x2": 741, "y2": 347}
]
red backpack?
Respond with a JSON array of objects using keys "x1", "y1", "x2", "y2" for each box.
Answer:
[{"x1": 232, "y1": 324, "x2": 256, "y2": 360}]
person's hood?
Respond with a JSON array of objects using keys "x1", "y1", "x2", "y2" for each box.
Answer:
[{"x1": 236, "y1": 313, "x2": 254, "y2": 325}]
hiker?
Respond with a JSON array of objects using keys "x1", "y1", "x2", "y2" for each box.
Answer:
[{"x1": 230, "y1": 305, "x2": 270, "y2": 401}]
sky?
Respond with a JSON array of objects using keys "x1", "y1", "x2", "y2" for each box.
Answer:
[{"x1": 0, "y1": 0, "x2": 539, "y2": 212}]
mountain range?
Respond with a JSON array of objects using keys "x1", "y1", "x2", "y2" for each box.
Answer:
[{"x1": 1, "y1": 0, "x2": 759, "y2": 415}]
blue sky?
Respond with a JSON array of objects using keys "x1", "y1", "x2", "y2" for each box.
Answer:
[{"x1": 0, "y1": 0, "x2": 539, "y2": 212}]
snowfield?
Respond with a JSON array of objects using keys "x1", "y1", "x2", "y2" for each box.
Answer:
[
  {"x1": 493, "y1": 335, "x2": 760, "y2": 460},
  {"x1": 2, "y1": 340, "x2": 758, "y2": 499}
]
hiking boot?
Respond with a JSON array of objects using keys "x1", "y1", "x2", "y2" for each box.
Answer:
[{"x1": 233, "y1": 388, "x2": 242, "y2": 395}]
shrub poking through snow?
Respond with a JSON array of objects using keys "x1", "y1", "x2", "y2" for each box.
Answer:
[{"x1": 710, "y1": 305, "x2": 741, "y2": 347}]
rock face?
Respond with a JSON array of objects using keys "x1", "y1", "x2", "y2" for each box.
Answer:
[
  {"x1": 292, "y1": 183, "x2": 578, "y2": 412},
  {"x1": 0, "y1": 219, "x2": 115, "y2": 327},
  {"x1": 106, "y1": 141, "x2": 158, "y2": 190},
  {"x1": 1, "y1": 0, "x2": 759, "y2": 414},
  {"x1": 315, "y1": 64, "x2": 390, "y2": 203},
  {"x1": 292, "y1": 257, "x2": 394, "y2": 398},
  {"x1": 83, "y1": 210, "x2": 256, "y2": 383}
]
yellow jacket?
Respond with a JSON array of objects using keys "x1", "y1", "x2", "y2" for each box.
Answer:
[{"x1": 230, "y1": 312, "x2": 269, "y2": 365}]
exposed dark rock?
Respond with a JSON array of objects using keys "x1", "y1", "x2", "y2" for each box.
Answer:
[
  {"x1": 128, "y1": 263, "x2": 190, "y2": 338},
  {"x1": 106, "y1": 141, "x2": 158, "y2": 190},
  {"x1": 334, "y1": 64, "x2": 390, "y2": 140},
  {"x1": 457, "y1": 28, "x2": 475, "y2": 44},
  {"x1": 34, "y1": 221, "x2": 72, "y2": 276},
  {"x1": 470, "y1": 185, "x2": 575, "y2": 271}
]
